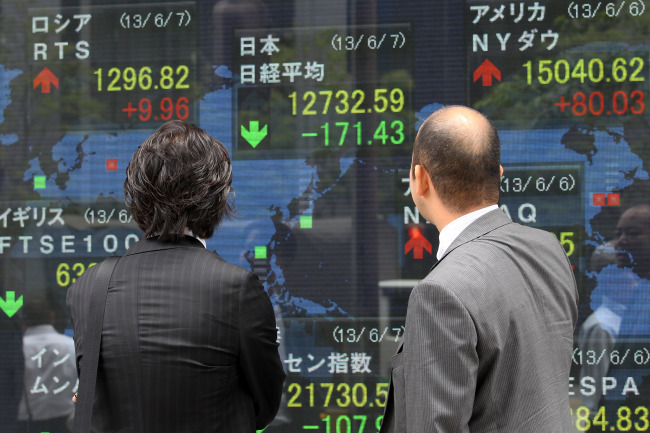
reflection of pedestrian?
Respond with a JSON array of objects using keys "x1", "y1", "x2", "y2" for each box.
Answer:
[
  {"x1": 613, "y1": 205, "x2": 650, "y2": 336},
  {"x1": 578, "y1": 263, "x2": 632, "y2": 413},
  {"x1": 614, "y1": 204, "x2": 650, "y2": 279},
  {"x1": 18, "y1": 294, "x2": 76, "y2": 433},
  {"x1": 585, "y1": 205, "x2": 650, "y2": 336},
  {"x1": 579, "y1": 204, "x2": 650, "y2": 416}
]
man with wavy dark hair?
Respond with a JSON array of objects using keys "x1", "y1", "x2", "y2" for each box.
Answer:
[
  {"x1": 67, "y1": 120, "x2": 285, "y2": 432},
  {"x1": 380, "y1": 106, "x2": 578, "y2": 432},
  {"x1": 124, "y1": 120, "x2": 234, "y2": 241}
]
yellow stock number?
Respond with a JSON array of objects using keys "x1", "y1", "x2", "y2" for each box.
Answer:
[
  {"x1": 524, "y1": 57, "x2": 645, "y2": 85},
  {"x1": 288, "y1": 88, "x2": 405, "y2": 116},
  {"x1": 551, "y1": 231, "x2": 575, "y2": 256},
  {"x1": 94, "y1": 65, "x2": 190, "y2": 92},
  {"x1": 287, "y1": 382, "x2": 388, "y2": 408},
  {"x1": 56, "y1": 262, "x2": 96, "y2": 287},
  {"x1": 572, "y1": 405, "x2": 649, "y2": 431}
]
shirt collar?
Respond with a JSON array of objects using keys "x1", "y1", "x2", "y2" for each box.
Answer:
[
  {"x1": 436, "y1": 204, "x2": 498, "y2": 260},
  {"x1": 184, "y1": 228, "x2": 207, "y2": 248},
  {"x1": 23, "y1": 324, "x2": 57, "y2": 336}
]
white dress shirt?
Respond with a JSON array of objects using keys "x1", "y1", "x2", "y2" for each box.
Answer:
[
  {"x1": 436, "y1": 205, "x2": 498, "y2": 260},
  {"x1": 184, "y1": 228, "x2": 206, "y2": 248},
  {"x1": 18, "y1": 325, "x2": 77, "y2": 421}
]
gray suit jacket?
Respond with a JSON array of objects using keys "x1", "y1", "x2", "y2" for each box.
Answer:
[
  {"x1": 67, "y1": 236, "x2": 285, "y2": 433},
  {"x1": 380, "y1": 209, "x2": 578, "y2": 432}
]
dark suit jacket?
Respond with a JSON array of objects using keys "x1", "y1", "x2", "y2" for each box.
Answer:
[
  {"x1": 67, "y1": 236, "x2": 285, "y2": 433},
  {"x1": 381, "y1": 209, "x2": 578, "y2": 432}
]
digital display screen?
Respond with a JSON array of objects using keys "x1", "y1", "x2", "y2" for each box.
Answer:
[{"x1": 1, "y1": 0, "x2": 650, "y2": 431}]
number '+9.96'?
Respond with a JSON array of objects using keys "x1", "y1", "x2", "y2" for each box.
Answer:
[{"x1": 121, "y1": 97, "x2": 189, "y2": 122}]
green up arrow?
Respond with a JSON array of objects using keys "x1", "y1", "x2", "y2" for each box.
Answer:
[
  {"x1": 241, "y1": 121, "x2": 268, "y2": 148},
  {"x1": 0, "y1": 291, "x2": 23, "y2": 318}
]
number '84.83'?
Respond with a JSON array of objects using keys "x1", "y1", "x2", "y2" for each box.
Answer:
[{"x1": 572, "y1": 406, "x2": 649, "y2": 431}]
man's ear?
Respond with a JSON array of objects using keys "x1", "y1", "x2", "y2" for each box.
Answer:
[
  {"x1": 412, "y1": 164, "x2": 431, "y2": 197},
  {"x1": 500, "y1": 165, "x2": 504, "y2": 177}
]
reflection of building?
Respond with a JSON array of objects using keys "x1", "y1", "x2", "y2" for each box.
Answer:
[{"x1": 18, "y1": 296, "x2": 76, "y2": 433}]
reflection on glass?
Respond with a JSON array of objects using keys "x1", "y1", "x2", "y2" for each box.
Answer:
[
  {"x1": 579, "y1": 205, "x2": 650, "y2": 426},
  {"x1": 18, "y1": 294, "x2": 76, "y2": 433}
]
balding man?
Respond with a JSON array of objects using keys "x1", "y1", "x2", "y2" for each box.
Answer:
[{"x1": 380, "y1": 106, "x2": 578, "y2": 432}]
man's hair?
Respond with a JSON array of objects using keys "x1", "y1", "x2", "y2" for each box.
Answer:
[
  {"x1": 125, "y1": 120, "x2": 234, "y2": 241},
  {"x1": 412, "y1": 106, "x2": 501, "y2": 213}
]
